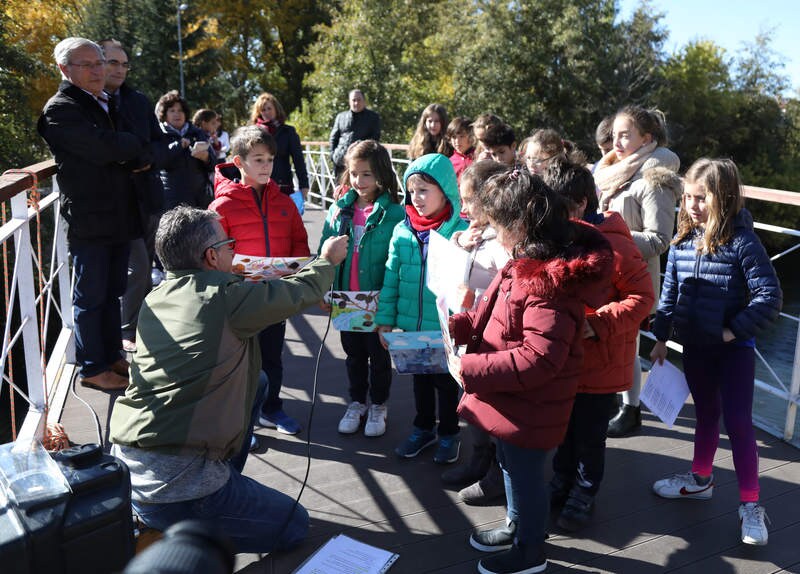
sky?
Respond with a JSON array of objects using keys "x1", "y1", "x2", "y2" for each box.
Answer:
[{"x1": 618, "y1": 0, "x2": 800, "y2": 94}]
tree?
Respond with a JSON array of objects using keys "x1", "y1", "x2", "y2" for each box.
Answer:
[
  {"x1": 298, "y1": 0, "x2": 461, "y2": 142},
  {"x1": 451, "y1": 0, "x2": 666, "y2": 151}
]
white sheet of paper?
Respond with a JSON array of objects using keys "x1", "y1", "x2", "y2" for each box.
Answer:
[
  {"x1": 292, "y1": 534, "x2": 399, "y2": 574},
  {"x1": 640, "y1": 360, "x2": 691, "y2": 428},
  {"x1": 427, "y1": 230, "x2": 469, "y2": 313}
]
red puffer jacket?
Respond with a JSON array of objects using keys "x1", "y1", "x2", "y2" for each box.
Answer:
[
  {"x1": 209, "y1": 163, "x2": 310, "y2": 257},
  {"x1": 451, "y1": 221, "x2": 613, "y2": 449},
  {"x1": 581, "y1": 212, "x2": 654, "y2": 394}
]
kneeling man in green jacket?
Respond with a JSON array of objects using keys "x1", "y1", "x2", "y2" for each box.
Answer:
[{"x1": 110, "y1": 205, "x2": 347, "y2": 554}]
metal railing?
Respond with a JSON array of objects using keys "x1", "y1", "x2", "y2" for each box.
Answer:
[
  {"x1": 0, "y1": 162, "x2": 76, "y2": 447},
  {"x1": 1, "y1": 145, "x2": 799, "y2": 447}
]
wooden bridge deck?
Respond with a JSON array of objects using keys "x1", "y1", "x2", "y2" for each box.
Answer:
[{"x1": 58, "y1": 206, "x2": 800, "y2": 574}]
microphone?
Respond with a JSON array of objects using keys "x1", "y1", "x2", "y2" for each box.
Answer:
[{"x1": 338, "y1": 205, "x2": 355, "y2": 236}]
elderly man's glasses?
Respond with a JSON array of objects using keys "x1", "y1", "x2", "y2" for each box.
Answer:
[
  {"x1": 206, "y1": 238, "x2": 236, "y2": 252},
  {"x1": 68, "y1": 61, "x2": 106, "y2": 70}
]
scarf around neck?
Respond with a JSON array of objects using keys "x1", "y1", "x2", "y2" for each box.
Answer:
[
  {"x1": 255, "y1": 117, "x2": 281, "y2": 135},
  {"x1": 405, "y1": 203, "x2": 452, "y2": 232},
  {"x1": 594, "y1": 141, "x2": 657, "y2": 209}
]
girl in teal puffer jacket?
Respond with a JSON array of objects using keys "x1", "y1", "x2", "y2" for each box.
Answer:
[
  {"x1": 376, "y1": 153, "x2": 468, "y2": 464},
  {"x1": 319, "y1": 141, "x2": 405, "y2": 438}
]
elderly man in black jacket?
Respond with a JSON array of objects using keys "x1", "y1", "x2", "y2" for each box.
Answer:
[
  {"x1": 328, "y1": 89, "x2": 381, "y2": 180},
  {"x1": 99, "y1": 38, "x2": 166, "y2": 354},
  {"x1": 38, "y1": 37, "x2": 144, "y2": 391}
]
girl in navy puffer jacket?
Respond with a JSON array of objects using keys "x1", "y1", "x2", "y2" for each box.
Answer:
[{"x1": 651, "y1": 158, "x2": 782, "y2": 547}]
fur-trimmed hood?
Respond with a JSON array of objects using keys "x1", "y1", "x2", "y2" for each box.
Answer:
[
  {"x1": 642, "y1": 165, "x2": 683, "y2": 202},
  {"x1": 510, "y1": 221, "x2": 613, "y2": 309}
]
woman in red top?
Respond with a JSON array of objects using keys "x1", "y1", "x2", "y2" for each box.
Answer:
[{"x1": 449, "y1": 168, "x2": 613, "y2": 574}]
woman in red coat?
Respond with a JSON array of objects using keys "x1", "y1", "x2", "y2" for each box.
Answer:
[
  {"x1": 543, "y1": 158, "x2": 654, "y2": 533},
  {"x1": 449, "y1": 168, "x2": 613, "y2": 574}
]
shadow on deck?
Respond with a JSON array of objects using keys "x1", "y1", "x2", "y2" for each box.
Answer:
[{"x1": 57, "y1": 207, "x2": 800, "y2": 574}]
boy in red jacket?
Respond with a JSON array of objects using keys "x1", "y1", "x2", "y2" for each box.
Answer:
[{"x1": 209, "y1": 125, "x2": 310, "y2": 434}]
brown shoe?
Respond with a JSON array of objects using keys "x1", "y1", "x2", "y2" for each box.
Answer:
[
  {"x1": 80, "y1": 370, "x2": 128, "y2": 392},
  {"x1": 111, "y1": 358, "x2": 130, "y2": 377}
]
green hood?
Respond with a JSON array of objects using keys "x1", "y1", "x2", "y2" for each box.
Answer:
[{"x1": 403, "y1": 153, "x2": 462, "y2": 220}]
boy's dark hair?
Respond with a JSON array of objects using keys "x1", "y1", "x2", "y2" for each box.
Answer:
[
  {"x1": 595, "y1": 115, "x2": 614, "y2": 147},
  {"x1": 481, "y1": 122, "x2": 516, "y2": 148},
  {"x1": 156, "y1": 90, "x2": 190, "y2": 123},
  {"x1": 230, "y1": 125, "x2": 277, "y2": 158},
  {"x1": 192, "y1": 108, "x2": 218, "y2": 127},
  {"x1": 341, "y1": 139, "x2": 400, "y2": 203},
  {"x1": 446, "y1": 116, "x2": 473, "y2": 139},
  {"x1": 541, "y1": 157, "x2": 599, "y2": 217},
  {"x1": 528, "y1": 128, "x2": 587, "y2": 165}
]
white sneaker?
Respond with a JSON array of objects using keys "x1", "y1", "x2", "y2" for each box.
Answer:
[
  {"x1": 739, "y1": 502, "x2": 769, "y2": 545},
  {"x1": 364, "y1": 404, "x2": 388, "y2": 437},
  {"x1": 338, "y1": 401, "x2": 367, "y2": 434},
  {"x1": 653, "y1": 472, "x2": 714, "y2": 500}
]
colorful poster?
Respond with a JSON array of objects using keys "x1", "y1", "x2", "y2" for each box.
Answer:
[
  {"x1": 232, "y1": 254, "x2": 315, "y2": 282},
  {"x1": 324, "y1": 290, "x2": 380, "y2": 331},
  {"x1": 382, "y1": 331, "x2": 448, "y2": 375}
]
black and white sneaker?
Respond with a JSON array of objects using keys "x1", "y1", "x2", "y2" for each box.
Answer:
[{"x1": 470, "y1": 520, "x2": 516, "y2": 552}]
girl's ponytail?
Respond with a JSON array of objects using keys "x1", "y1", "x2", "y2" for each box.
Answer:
[{"x1": 616, "y1": 105, "x2": 668, "y2": 147}]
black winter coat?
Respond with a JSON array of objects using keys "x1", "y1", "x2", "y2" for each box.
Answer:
[
  {"x1": 158, "y1": 122, "x2": 216, "y2": 210},
  {"x1": 271, "y1": 123, "x2": 309, "y2": 194},
  {"x1": 38, "y1": 81, "x2": 143, "y2": 244},
  {"x1": 328, "y1": 108, "x2": 381, "y2": 169},
  {"x1": 652, "y1": 209, "x2": 782, "y2": 345},
  {"x1": 115, "y1": 83, "x2": 167, "y2": 215}
]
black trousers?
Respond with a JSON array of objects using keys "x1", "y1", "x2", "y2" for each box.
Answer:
[
  {"x1": 258, "y1": 321, "x2": 286, "y2": 414},
  {"x1": 551, "y1": 392, "x2": 617, "y2": 495},
  {"x1": 412, "y1": 373, "x2": 460, "y2": 436},
  {"x1": 340, "y1": 331, "x2": 392, "y2": 405}
]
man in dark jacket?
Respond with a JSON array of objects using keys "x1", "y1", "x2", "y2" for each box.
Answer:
[
  {"x1": 328, "y1": 89, "x2": 381, "y2": 180},
  {"x1": 99, "y1": 39, "x2": 166, "y2": 353},
  {"x1": 38, "y1": 37, "x2": 145, "y2": 391}
]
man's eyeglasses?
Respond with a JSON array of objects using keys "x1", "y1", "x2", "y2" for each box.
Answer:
[
  {"x1": 206, "y1": 238, "x2": 236, "y2": 252},
  {"x1": 107, "y1": 60, "x2": 131, "y2": 70},
  {"x1": 68, "y1": 61, "x2": 106, "y2": 70}
]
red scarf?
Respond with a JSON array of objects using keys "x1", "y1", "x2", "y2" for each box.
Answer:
[
  {"x1": 405, "y1": 203, "x2": 452, "y2": 231},
  {"x1": 255, "y1": 117, "x2": 280, "y2": 135}
]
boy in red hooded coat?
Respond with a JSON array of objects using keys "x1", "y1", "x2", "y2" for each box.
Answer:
[{"x1": 209, "y1": 125, "x2": 310, "y2": 435}]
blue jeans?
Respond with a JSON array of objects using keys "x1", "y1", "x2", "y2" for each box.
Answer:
[
  {"x1": 133, "y1": 373, "x2": 309, "y2": 553},
  {"x1": 495, "y1": 439, "x2": 549, "y2": 548},
  {"x1": 70, "y1": 241, "x2": 129, "y2": 377}
]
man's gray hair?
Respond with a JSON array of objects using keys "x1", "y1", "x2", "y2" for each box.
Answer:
[
  {"x1": 156, "y1": 206, "x2": 221, "y2": 271},
  {"x1": 53, "y1": 37, "x2": 104, "y2": 79}
]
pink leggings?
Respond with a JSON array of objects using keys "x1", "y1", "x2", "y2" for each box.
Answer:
[{"x1": 683, "y1": 344, "x2": 759, "y2": 503}]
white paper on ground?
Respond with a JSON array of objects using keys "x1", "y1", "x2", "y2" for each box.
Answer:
[
  {"x1": 292, "y1": 533, "x2": 399, "y2": 574},
  {"x1": 640, "y1": 360, "x2": 691, "y2": 428}
]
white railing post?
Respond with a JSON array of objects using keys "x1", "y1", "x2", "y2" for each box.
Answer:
[
  {"x1": 784, "y1": 319, "x2": 800, "y2": 441},
  {"x1": 10, "y1": 190, "x2": 45, "y2": 443},
  {"x1": 52, "y1": 189, "x2": 75, "y2": 362}
]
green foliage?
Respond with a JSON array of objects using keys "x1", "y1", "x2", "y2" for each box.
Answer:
[
  {"x1": 298, "y1": 0, "x2": 460, "y2": 142},
  {"x1": 0, "y1": 10, "x2": 47, "y2": 169}
]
